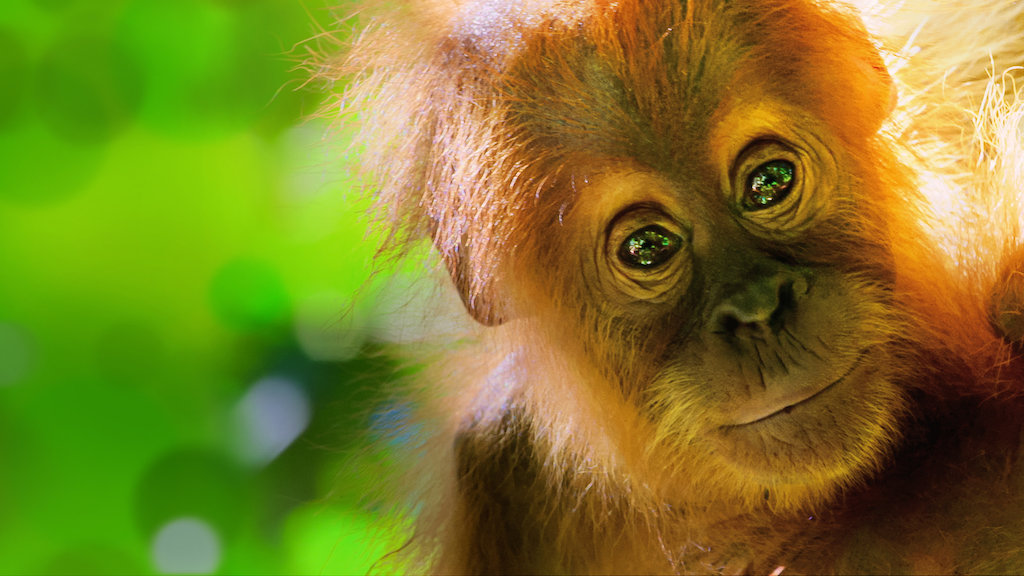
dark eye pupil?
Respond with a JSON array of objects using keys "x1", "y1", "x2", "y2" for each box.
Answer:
[
  {"x1": 618, "y1": 225, "x2": 682, "y2": 268},
  {"x1": 745, "y1": 159, "x2": 795, "y2": 209}
]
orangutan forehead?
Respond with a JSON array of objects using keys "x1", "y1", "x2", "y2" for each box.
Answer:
[
  {"x1": 449, "y1": 1, "x2": 743, "y2": 168},
  {"x1": 443, "y1": 0, "x2": 875, "y2": 174}
]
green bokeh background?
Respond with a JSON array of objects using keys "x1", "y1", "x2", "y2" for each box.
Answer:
[{"x1": 0, "y1": 1, "x2": 406, "y2": 573}]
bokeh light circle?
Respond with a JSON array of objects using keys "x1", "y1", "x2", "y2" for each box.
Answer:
[
  {"x1": 233, "y1": 376, "x2": 311, "y2": 467},
  {"x1": 151, "y1": 517, "x2": 221, "y2": 574},
  {"x1": 294, "y1": 292, "x2": 369, "y2": 362}
]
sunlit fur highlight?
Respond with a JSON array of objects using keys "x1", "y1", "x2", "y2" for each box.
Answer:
[{"x1": 317, "y1": 0, "x2": 1024, "y2": 573}]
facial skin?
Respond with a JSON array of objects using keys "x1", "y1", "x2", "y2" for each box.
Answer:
[
  {"x1": 500, "y1": 17, "x2": 909, "y2": 510},
  {"x1": 553, "y1": 157, "x2": 904, "y2": 511}
]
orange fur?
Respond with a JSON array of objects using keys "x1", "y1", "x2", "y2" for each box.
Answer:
[{"x1": 320, "y1": 0, "x2": 1024, "y2": 573}]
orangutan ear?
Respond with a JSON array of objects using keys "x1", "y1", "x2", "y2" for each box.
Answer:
[
  {"x1": 992, "y1": 245, "x2": 1024, "y2": 344},
  {"x1": 440, "y1": 240, "x2": 506, "y2": 327},
  {"x1": 843, "y1": 13, "x2": 898, "y2": 135},
  {"x1": 855, "y1": 47, "x2": 897, "y2": 134},
  {"x1": 790, "y1": 2, "x2": 898, "y2": 138}
]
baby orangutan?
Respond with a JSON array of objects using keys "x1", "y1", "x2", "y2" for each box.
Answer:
[{"x1": 327, "y1": 0, "x2": 1024, "y2": 572}]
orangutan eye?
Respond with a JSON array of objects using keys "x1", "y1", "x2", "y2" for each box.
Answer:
[
  {"x1": 618, "y1": 225, "x2": 683, "y2": 268},
  {"x1": 743, "y1": 159, "x2": 796, "y2": 210}
]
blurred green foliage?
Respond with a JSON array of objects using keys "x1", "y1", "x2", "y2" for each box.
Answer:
[{"x1": 0, "y1": 0, "x2": 407, "y2": 573}]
